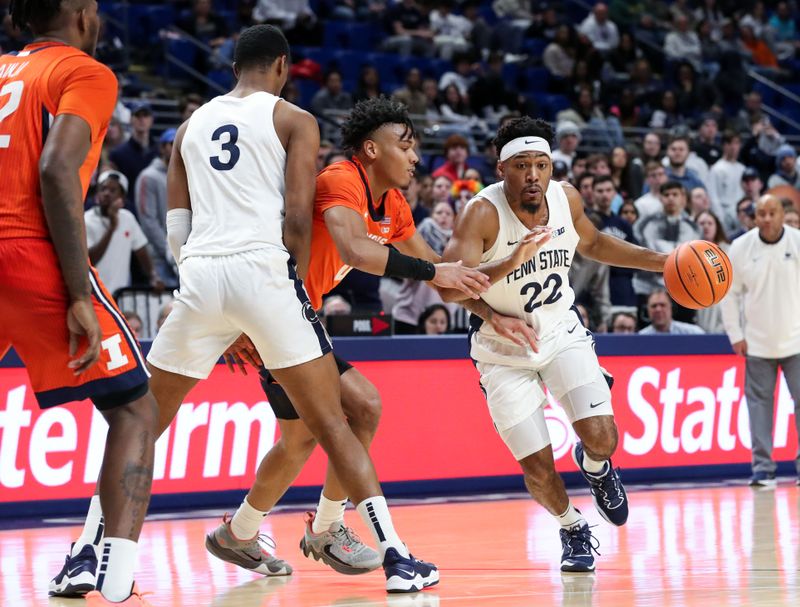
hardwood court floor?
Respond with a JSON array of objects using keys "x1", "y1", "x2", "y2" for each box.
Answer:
[{"x1": 3, "y1": 482, "x2": 799, "y2": 607}]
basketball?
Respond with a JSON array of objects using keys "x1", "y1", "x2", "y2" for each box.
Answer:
[{"x1": 663, "y1": 240, "x2": 733, "y2": 309}]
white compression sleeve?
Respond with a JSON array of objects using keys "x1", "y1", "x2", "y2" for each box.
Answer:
[{"x1": 166, "y1": 208, "x2": 192, "y2": 264}]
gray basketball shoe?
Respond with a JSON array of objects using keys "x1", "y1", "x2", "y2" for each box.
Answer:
[
  {"x1": 299, "y1": 511, "x2": 382, "y2": 575},
  {"x1": 205, "y1": 514, "x2": 292, "y2": 576}
]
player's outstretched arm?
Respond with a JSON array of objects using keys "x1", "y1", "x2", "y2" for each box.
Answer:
[
  {"x1": 441, "y1": 198, "x2": 551, "y2": 302},
  {"x1": 566, "y1": 183, "x2": 666, "y2": 272},
  {"x1": 281, "y1": 107, "x2": 320, "y2": 280}
]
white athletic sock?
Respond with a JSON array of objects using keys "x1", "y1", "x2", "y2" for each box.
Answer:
[
  {"x1": 96, "y1": 537, "x2": 137, "y2": 602},
  {"x1": 582, "y1": 452, "x2": 608, "y2": 475},
  {"x1": 72, "y1": 495, "x2": 104, "y2": 556},
  {"x1": 556, "y1": 503, "x2": 586, "y2": 529},
  {"x1": 356, "y1": 496, "x2": 409, "y2": 559},
  {"x1": 312, "y1": 493, "x2": 347, "y2": 534},
  {"x1": 230, "y1": 497, "x2": 267, "y2": 540}
]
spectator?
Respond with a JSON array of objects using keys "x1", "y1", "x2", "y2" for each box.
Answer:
[
  {"x1": 694, "y1": 0, "x2": 724, "y2": 40},
  {"x1": 433, "y1": 134, "x2": 471, "y2": 181},
  {"x1": 647, "y1": 90, "x2": 684, "y2": 130},
  {"x1": 85, "y1": 171, "x2": 163, "y2": 298},
  {"x1": 769, "y1": 1, "x2": 800, "y2": 60},
  {"x1": 634, "y1": 182, "x2": 701, "y2": 312},
  {"x1": 607, "y1": 31, "x2": 641, "y2": 77},
  {"x1": 469, "y1": 52, "x2": 520, "y2": 122},
  {"x1": 392, "y1": 68, "x2": 427, "y2": 117},
  {"x1": 786, "y1": 208, "x2": 800, "y2": 229},
  {"x1": 316, "y1": 140, "x2": 334, "y2": 172},
  {"x1": 492, "y1": 0, "x2": 533, "y2": 55},
  {"x1": 629, "y1": 59, "x2": 663, "y2": 107},
  {"x1": 322, "y1": 295, "x2": 352, "y2": 317},
  {"x1": 639, "y1": 290, "x2": 705, "y2": 334},
  {"x1": 693, "y1": 114, "x2": 722, "y2": 166},
  {"x1": 619, "y1": 201, "x2": 639, "y2": 227},
  {"x1": 543, "y1": 25, "x2": 576, "y2": 79},
  {"x1": 767, "y1": 144, "x2": 800, "y2": 189},
  {"x1": 720, "y1": 194, "x2": 800, "y2": 487},
  {"x1": 571, "y1": 152, "x2": 589, "y2": 182},
  {"x1": 611, "y1": 311, "x2": 637, "y2": 333},
  {"x1": 429, "y1": 0, "x2": 472, "y2": 60},
  {"x1": 438, "y1": 52, "x2": 476, "y2": 97},
  {"x1": 741, "y1": 116, "x2": 785, "y2": 182},
  {"x1": 578, "y1": 2, "x2": 620, "y2": 53},
  {"x1": 252, "y1": 0, "x2": 320, "y2": 44},
  {"x1": 740, "y1": 22, "x2": 779, "y2": 70},
  {"x1": 178, "y1": 93, "x2": 205, "y2": 122},
  {"x1": 353, "y1": 65, "x2": 383, "y2": 104},
  {"x1": 310, "y1": 70, "x2": 353, "y2": 140},
  {"x1": 156, "y1": 301, "x2": 173, "y2": 332},
  {"x1": 610, "y1": 146, "x2": 643, "y2": 200},
  {"x1": 694, "y1": 210, "x2": 730, "y2": 333},
  {"x1": 403, "y1": 172, "x2": 430, "y2": 226},
  {"x1": 135, "y1": 128, "x2": 177, "y2": 285},
  {"x1": 740, "y1": 167, "x2": 764, "y2": 207},
  {"x1": 641, "y1": 131, "x2": 664, "y2": 164},
  {"x1": 382, "y1": 0, "x2": 434, "y2": 57},
  {"x1": 689, "y1": 187, "x2": 711, "y2": 219},
  {"x1": 557, "y1": 85, "x2": 624, "y2": 148},
  {"x1": 122, "y1": 311, "x2": 143, "y2": 340},
  {"x1": 635, "y1": 161, "x2": 668, "y2": 220},
  {"x1": 177, "y1": 0, "x2": 230, "y2": 48},
  {"x1": 730, "y1": 197, "x2": 757, "y2": 240},
  {"x1": 592, "y1": 176, "x2": 638, "y2": 311},
  {"x1": 551, "y1": 121, "x2": 581, "y2": 171},
  {"x1": 100, "y1": 117, "x2": 127, "y2": 169},
  {"x1": 708, "y1": 130, "x2": 745, "y2": 234},
  {"x1": 432, "y1": 175, "x2": 453, "y2": 204},
  {"x1": 664, "y1": 14, "x2": 702, "y2": 68},
  {"x1": 665, "y1": 135, "x2": 706, "y2": 193},
  {"x1": 393, "y1": 201, "x2": 455, "y2": 333},
  {"x1": 109, "y1": 100, "x2": 157, "y2": 209},
  {"x1": 451, "y1": 179, "x2": 481, "y2": 215},
  {"x1": 418, "y1": 304, "x2": 450, "y2": 335}
]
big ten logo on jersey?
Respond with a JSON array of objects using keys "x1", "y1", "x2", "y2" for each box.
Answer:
[
  {"x1": 704, "y1": 248, "x2": 726, "y2": 284},
  {"x1": 101, "y1": 334, "x2": 129, "y2": 371}
]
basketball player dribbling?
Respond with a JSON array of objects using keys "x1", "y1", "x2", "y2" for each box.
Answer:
[
  {"x1": 443, "y1": 117, "x2": 669, "y2": 572},
  {"x1": 201, "y1": 98, "x2": 542, "y2": 577},
  {"x1": 0, "y1": 2, "x2": 158, "y2": 605}
]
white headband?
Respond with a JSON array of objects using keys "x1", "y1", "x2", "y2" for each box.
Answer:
[{"x1": 499, "y1": 136, "x2": 552, "y2": 162}]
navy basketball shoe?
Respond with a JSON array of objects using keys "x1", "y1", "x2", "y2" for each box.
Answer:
[
  {"x1": 49, "y1": 543, "x2": 98, "y2": 596},
  {"x1": 572, "y1": 441, "x2": 629, "y2": 526},
  {"x1": 383, "y1": 548, "x2": 439, "y2": 593},
  {"x1": 560, "y1": 521, "x2": 600, "y2": 572}
]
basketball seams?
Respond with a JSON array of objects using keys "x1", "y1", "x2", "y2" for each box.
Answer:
[
  {"x1": 672, "y1": 243, "x2": 706, "y2": 308},
  {"x1": 688, "y1": 243, "x2": 717, "y2": 306},
  {"x1": 712, "y1": 242, "x2": 733, "y2": 298}
]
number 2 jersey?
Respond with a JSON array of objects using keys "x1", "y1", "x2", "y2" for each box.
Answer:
[
  {"x1": 470, "y1": 180, "x2": 580, "y2": 347},
  {"x1": 0, "y1": 42, "x2": 117, "y2": 240}
]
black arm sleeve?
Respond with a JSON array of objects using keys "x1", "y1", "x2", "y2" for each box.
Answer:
[{"x1": 383, "y1": 247, "x2": 436, "y2": 281}]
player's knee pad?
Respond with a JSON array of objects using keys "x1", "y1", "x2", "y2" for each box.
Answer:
[{"x1": 497, "y1": 407, "x2": 551, "y2": 462}]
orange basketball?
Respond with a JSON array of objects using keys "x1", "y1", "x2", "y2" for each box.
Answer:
[{"x1": 663, "y1": 240, "x2": 733, "y2": 309}]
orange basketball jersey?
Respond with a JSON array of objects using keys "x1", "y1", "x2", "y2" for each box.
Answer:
[
  {"x1": 305, "y1": 159, "x2": 416, "y2": 309},
  {"x1": 0, "y1": 42, "x2": 117, "y2": 240}
]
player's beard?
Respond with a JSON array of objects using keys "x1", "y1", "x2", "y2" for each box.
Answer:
[{"x1": 521, "y1": 201, "x2": 541, "y2": 213}]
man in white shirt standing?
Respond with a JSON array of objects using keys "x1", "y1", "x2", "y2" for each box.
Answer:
[
  {"x1": 721, "y1": 194, "x2": 800, "y2": 487},
  {"x1": 634, "y1": 161, "x2": 668, "y2": 221},
  {"x1": 707, "y1": 130, "x2": 745, "y2": 234},
  {"x1": 85, "y1": 171, "x2": 163, "y2": 298}
]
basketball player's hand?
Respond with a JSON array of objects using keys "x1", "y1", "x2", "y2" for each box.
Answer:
[
  {"x1": 490, "y1": 312, "x2": 540, "y2": 352},
  {"x1": 67, "y1": 298, "x2": 102, "y2": 375},
  {"x1": 432, "y1": 260, "x2": 491, "y2": 299},
  {"x1": 512, "y1": 226, "x2": 553, "y2": 265},
  {"x1": 732, "y1": 340, "x2": 747, "y2": 356},
  {"x1": 223, "y1": 334, "x2": 262, "y2": 375}
]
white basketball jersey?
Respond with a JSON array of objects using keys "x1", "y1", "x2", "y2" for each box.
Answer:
[
  {"x1": 473, "y1": 180, "x2": 579, "y2": 339},
  {"x1": 179, "y1": 91, "x2": 286, "y2": 261}
]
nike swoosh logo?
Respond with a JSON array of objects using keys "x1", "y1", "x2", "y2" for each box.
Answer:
[
  {"x1": 589, "y1": 401, "x2": 606, "y2": 409},
  {"x1": 524, "y1": 139, "x2": 538, "y2": 144},
  {"x1": 507, "y1": 240, "x2": 519, "y2": 246},
  {"x1": 567, "y1": 324, "x2": 578, "y2": 334}
]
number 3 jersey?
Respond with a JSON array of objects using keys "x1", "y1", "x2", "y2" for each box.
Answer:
[
  {"x1": 179, "y1": 91, "x2": 288, "y2": 261},
  {"x1": 470, "y1": 180, "x2": 580, "y2": 353},
  {"x1": 0, "y1": 42, "x2": 117, "y2": 240}
]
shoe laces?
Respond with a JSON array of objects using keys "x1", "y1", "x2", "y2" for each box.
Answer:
[
  {"x1": 255, "y1": 533, "x2": 277, "y2": 554},
  {"x1": 331, "y1": 524, "x2": 363, "y2": 546},
  {"x1": 563, "y1": 525, "x2": 601, "y2": 557},
  {"x1": 593, "y1": 467, "x2": 624, "y2": 506}
]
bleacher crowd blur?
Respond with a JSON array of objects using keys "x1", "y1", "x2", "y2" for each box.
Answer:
[{"x1": 3, "y1": 0, "x2": 800, "y2": 338}]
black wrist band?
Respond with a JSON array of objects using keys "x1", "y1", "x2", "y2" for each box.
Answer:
[{"x1": 383, "y1": 247, "x2": 436, "y2": 281}]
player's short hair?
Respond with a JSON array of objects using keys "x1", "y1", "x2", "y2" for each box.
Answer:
[
  {"x1": 233, "y1": 24, "x2": 290, "y2": 71},
  {"x1": 493, "y1": 117, "x2": 554, "y2": 157},
  {"x1": 10, "y1": 0, "x2": 73, "y2": 32},
  {"x1": 592, "y1": 174, "x2": 616, "y2": 190},
  {"x1": 341, "y1": 97, "x2": 415, "y2": 156}
]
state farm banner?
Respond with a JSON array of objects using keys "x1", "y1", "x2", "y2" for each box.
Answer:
[{"x1": 1, "y1": 355, "x2": 796, "y2": 503}]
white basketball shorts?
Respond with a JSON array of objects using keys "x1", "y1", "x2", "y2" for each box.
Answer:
[{"x1": 147, "y1": 247, "x2": 331, "y2": 379}]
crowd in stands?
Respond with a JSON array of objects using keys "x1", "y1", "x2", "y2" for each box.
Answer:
[{"x1": 2, "y1": 0, "x2": 800, "y2": 337}]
